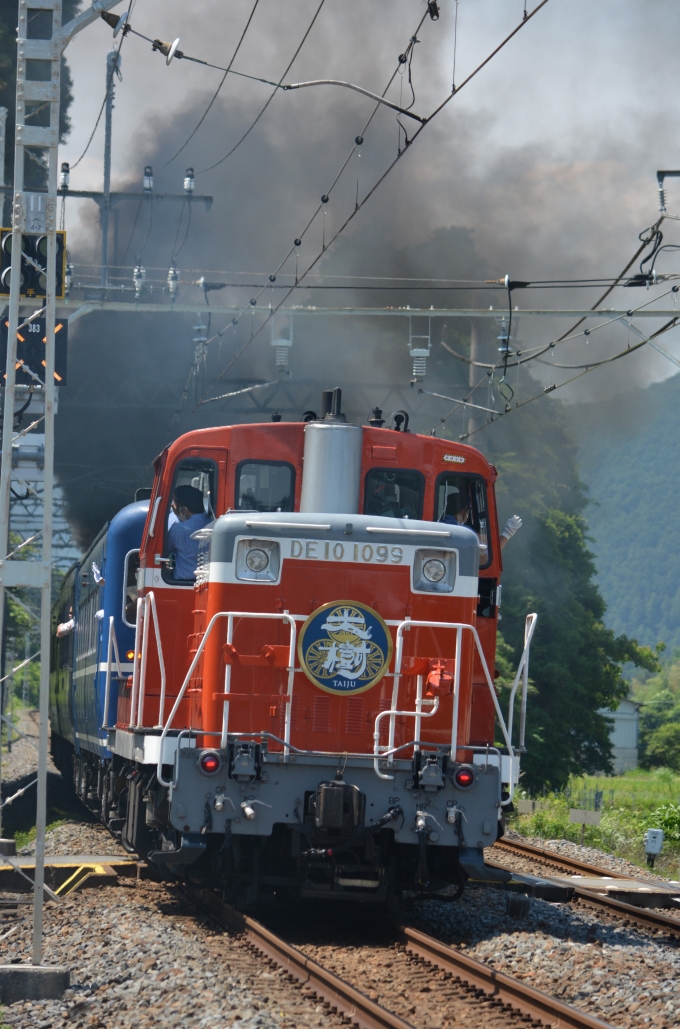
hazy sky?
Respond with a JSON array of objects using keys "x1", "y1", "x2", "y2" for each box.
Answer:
[{"x1": 58, "y1": 0, "x2": 680, "y2": 404}]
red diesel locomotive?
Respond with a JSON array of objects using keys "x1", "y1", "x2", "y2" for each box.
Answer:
[{"x1": 52, "y1": 388, "x2": 535, "y2": 905}]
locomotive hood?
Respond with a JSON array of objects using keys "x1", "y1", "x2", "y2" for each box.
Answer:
[{"x1": 197, "y1": 510, "x2": 482, "y2": 597}]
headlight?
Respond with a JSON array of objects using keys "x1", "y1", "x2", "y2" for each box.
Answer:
[
  {"x1": 235, "y1": 538, "x2": 280, "y2": 583},
  {"x1": 422, "y1": 558, "x2": 446, "y2": 583},
  {"x1": 412, "y1": 548, "x2": 456, "y2": 594},
  {"x1": 245, "y1": 548, "x2": 269, "y2": 572}
]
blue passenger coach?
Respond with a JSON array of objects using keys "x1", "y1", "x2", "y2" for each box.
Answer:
[{"x1": 50, "y1": 500, "x2": 148, "y2": 774}]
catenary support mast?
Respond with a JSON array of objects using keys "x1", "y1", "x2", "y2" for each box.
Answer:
[{"x1": 0, "y1": 0, "x2": 123, "y2": 967}]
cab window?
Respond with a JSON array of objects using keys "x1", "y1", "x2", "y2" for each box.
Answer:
[
  {"x1": 235, "y1": 460, "x2": 295, "y2": 512},
  {"x1": 435, "y1": 473, "x2": 491, "y2": 567},
  {"x1": 364, "y1": 468, "x2": 424, "y2": 520},
  {"x1": 122, "y1": 549, "x2": 140, "y2": 626},
  {"x1": 162, "y1": 458, "x2": 218, "y2": 584}
]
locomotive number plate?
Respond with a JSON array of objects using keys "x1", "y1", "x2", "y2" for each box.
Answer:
[
  {"x1": 288, "y1": 537, "x2": 404, "y2": 564},
  {"x1": 298, "y1": 601, "x2": 393, "y2": 695}
]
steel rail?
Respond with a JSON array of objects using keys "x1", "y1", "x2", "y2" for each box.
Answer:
[
  {"x1": 397, "y1": 924, "x2": 615, "y2": 1029},
  {"x1": 493, "y1": 839, "x2": 680, "y2": 937},
  {"x1": 189, "y1": 887, "x2": 616, "y2": 1029},
  {"x1": 188, "y1": 888, "x2": 412, "y2": 1029},
  {"x1": 494, "y1": 837, "x2": 639, "y2": 880}
]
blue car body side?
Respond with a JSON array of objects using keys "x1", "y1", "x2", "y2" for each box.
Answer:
[{"x1": 49, "y1": 500, "x2": 148, "y2": 758}]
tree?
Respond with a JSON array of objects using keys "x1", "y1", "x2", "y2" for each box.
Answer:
[{"x1": 476, "y1": 371, "x2": 659, "y2": 789}]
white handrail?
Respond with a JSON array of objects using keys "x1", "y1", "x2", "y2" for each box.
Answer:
[
  {"x1": 135, "y1": 595, "x2": 151, "y2": 729},
  {"x1": 377, "y1": 618, "x2": 528, "y2": 802},
  {"x1": 102, "y1": 615, "x2": 124, "y2": 730},
  {"x1": 373, "y1": 697, "x2": 439, "y2": 780},
  {"x1": 220, "y1": 612, "x2": 296, "y2": 748},
  {"x1": 157, "y1": 610, "x2": 297, "y2": 788},
  {"x1": 129, "y1": 597, "x2": 143, "y2": 729},
  {"x1": 506, "y1": 613, "x2": 538, "y2": 748},
  {"x1": 148, "y1": 592, "x2": 167, "y2": 729}
]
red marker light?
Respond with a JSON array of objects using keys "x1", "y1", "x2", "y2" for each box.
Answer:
[
  {"x1": 454, "y1": 766, "x2": 475, "y2": 789},
  {"x1": 199, "y1": 751, "x2": 221, "y2": 775}
]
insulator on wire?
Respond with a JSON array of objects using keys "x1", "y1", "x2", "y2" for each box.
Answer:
[
  {"x1": 143, "y1": 165, "x2": 153, "y2": 195},
  {"x1": 271, "y1": 314, "x2": 293, "y2": 372},
  {"x1": 193, "y1": 318, "x2": 208, "y2": 345},
  {"x1": 408, "y1": 314, "x2": 431, "y2": 381},
  {"x1": 184, "y1": 167, "x2": 195, "y2": 195},
  {"x1": 133, "y1": 259, "x2": 146, "y2": 298},
  {"x1": 59, "y1": 162, "x2": 70, "y2": 190},
  {"x1": 64, "y1": 260, "x2": 73, "y2": 299},
  {"x1": 412, "y1": 356, "x2": 428, "y2": 378},
  {"x1": 167, "y1": 263, "x2": 179, "y2": 299}
]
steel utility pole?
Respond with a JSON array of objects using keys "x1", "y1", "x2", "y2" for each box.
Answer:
[
  {"x1": 0, "y1": 0, "x2": 124, "y2": 968},
  {"x1": 0, "y1": 106, "x2": 7, "y2": 226},
  {"x1": 100, "y1": 48, "x2": 121, "y2": 287}
]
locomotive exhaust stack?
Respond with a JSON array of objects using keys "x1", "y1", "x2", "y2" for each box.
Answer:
[{"x1": 49, "y1": 403, "x2": 537, "y2": 908}]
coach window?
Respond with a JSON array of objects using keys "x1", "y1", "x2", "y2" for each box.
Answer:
[
  {"x1": 162, "y1": 458, "x2": 218, "y2": 584},
  {"x1": 122, "y1": 549, "x2": 140, "y2": 626},
  {"x1": 364, "y1": 468, "x2": 424, "y2": 520},
  {"x1": 236, "y1": 460, "x2": 295, "y2": 512},
  {"x1": 435, "y1": 473, "x2": 491, "y2": 568}
]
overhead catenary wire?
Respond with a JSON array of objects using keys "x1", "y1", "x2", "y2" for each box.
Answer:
[
  {"x1": 119, "y1": 198, "x2": 143, "y2": 268},
  {"x1": 459, "y1": 313, "x2": 680, "y2": 441},
  {"x1": 196, "y1": 0, "x2": 550, "y2": 406},
  {"x1": 502, "y1": 285, "x2": 679, "y2": 367},
  {"x1": 197, "y1": 0, "x2": 327, "y2": 175},
  {"x1": 156, "y1": 0, "x2": 262, "y2": 170}
]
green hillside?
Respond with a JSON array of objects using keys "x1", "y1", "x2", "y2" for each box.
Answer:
[{"x1": 568, "y1": 372, "x2": 680, "y2": 650}]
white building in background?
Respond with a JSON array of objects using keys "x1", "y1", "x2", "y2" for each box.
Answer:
[{"x1": 599, "y1": 698, "x2": 640, "y2": 773}]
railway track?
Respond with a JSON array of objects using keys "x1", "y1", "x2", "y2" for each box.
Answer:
[
  {"x1": 492, "y1": 838, "x2": 680, "y2": 939},
  {"x1": 188, "y1": 886, "x2": 616, "y2": 1029}
]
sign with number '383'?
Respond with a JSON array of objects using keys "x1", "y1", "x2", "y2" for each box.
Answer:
[{"x1": 298, "y1": 601, "x2": 393, "y2": 696}]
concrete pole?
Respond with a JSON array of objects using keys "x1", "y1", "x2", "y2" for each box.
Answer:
[{"x1": 100, "y1": 49, "x2": 121, "y2": 288}]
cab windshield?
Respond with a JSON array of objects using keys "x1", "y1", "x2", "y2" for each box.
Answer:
[
  {"x1": 364, "y1": 468, "x2": 424, "y2": 520},
  {"x1": 236, "y1": 460, "x2": 295, "y2": 512}
]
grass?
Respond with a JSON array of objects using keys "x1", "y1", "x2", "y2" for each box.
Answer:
[
  {"x1": 12, "y1": 819, "x2": 66, "y2": 853},
  {"x1": 511, "y1": 767, "x2": 680, "y2": 879}
]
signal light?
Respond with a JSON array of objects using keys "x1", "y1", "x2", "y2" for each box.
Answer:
[
  {"x1": 199, "y1": 751, "x2": 221, "y2": 775},
  {"x1": 0, "y1": 317, "x2": 68, "y2": 386},
  {"x1": 0, "y1": 230, "x2": 67, "y2": 299},
  {"x1": 453, "y1": 765, "x2": 475, "y2": 790},
  {"x1": 126, "y1": 650, "x2": 135, "y2": 661}
]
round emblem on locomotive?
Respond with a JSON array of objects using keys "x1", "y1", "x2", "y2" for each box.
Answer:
[{"x1": 298, "y1": 601, "x2": 393, "y2": 695}]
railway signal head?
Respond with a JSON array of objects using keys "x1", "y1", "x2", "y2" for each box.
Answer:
[{"x1": 0, "y1": 230, "x2": 67, "y2": 299}]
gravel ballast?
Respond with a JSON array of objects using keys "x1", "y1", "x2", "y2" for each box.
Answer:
[
  {"x1": 4, "y1": 813, "x2": 680, "y2": 1029},
  {"x1": 0, "y1": 880, "x2": 350, "y2": 1029},
  {"x1": 411, "y1": 881, "x2": 680, "y2": 1029}
]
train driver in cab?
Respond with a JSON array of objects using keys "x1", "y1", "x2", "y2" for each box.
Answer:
[
  {"x1": 441, "y1": 488, "x2": 522, "y2": 551},
  {"x1": 167, "y1": 485, "x2": 210, "y2": 580}
]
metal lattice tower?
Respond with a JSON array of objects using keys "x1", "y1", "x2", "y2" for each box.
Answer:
[{"x1": 0, "y1": 0, "x2": 123, "y2": 967}]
